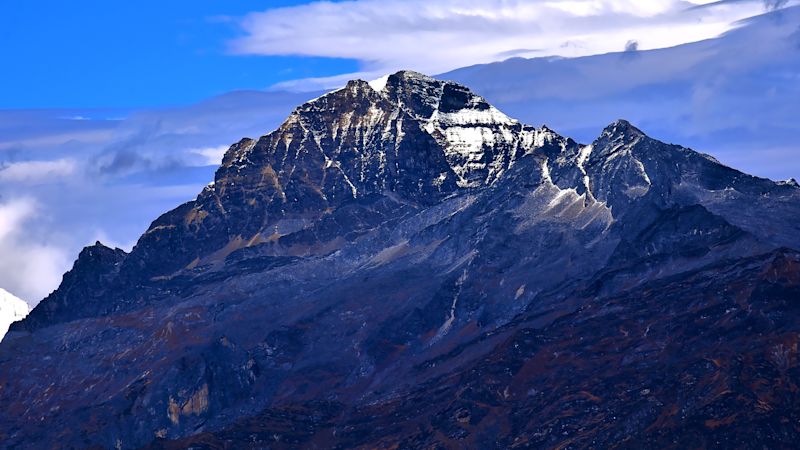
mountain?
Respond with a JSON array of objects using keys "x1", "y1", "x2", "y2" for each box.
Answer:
[
  {"x1": 0, "y1": 288, "x2": 29, "y2": 342},
  {"x1": 2, "y1": 71, "x2": 800, "y2": 449}
]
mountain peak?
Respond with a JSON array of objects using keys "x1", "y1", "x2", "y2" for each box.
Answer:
[
  {"x1": 365, "y1": 71, "x2": 442, "y2": 94},
  {"x1": 389, "y1": 69, "x2": 435, "y2": 81},
  {"x1": 16, "y1": 242, "x2": 128, "y2": 332},
  {"x1": 308, "y1": 78, "x2": 382, "y2": 106},
  {"x1": 602, "y1": 119, "x2": 645, "y2": 139},
  {"x1": 79, "y1": 241, "x2": 125, "y2": 261},
  {"x1": 344, "y1": 78, "x2": 372, "y2": 90}
]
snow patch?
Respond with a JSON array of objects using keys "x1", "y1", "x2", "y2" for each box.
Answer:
[
  {"x1": 432, "y1": 268, "x2": 469, "y2": 343},
  {"x1": 437, "y1": 106, "x2": 515, "y2": 127},
  {"x1": 0, "y1": 288, "x2": 30, "y2": 342},
  {"x1": 368, "y1": 74, "x2": 390, "y2": 92},
  {"x1": 541, "y1": 159, "x2": 552, "y2": 183},
  {"x1": 577, "y1": 144, "x2": 594, "y2": 195}
]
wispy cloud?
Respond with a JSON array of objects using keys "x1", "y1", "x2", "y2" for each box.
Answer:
[
  {"x1": 188, "y1": 145, "x2": 230, "y2": 166},
  {"x1": 0, "y1": 129, "x2": 115, "y2": 151},
  {"x1": 0, "y1": 198, "x2": 71, "y2": 305},
  {"x1": 0, "y1": 159, "x2": 77, "y2": 183},
  {"x1": 231, "y1": 0, "x2": 792, "y2": 90}
]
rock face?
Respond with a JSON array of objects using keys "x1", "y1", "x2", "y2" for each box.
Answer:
[
  {"x1": 2, "y1": 71, "x2": 800, "y2": 449},
  {"x1": 19, "y1": 242, "x2": 127, "y2": 330},
  {"x1": 0, "y1": 288, "x2": 29, "y2": 342}
]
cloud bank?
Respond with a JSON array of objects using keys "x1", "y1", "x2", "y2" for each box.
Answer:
[
  {"x1": 0, "y1": 198, "x2": 71, "y2": 304},
  {"x1": 231, "y1": 0, "x2": 792, "y2": 90}
]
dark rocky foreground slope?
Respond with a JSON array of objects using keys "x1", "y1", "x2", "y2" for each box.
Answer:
[{"x1": 2, "y1": 71, "x2": 800, "y2": 449}]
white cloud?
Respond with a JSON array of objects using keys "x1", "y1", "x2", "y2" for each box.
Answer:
[
  {"x1": 0, "y1": 159, "x2": 78, "y2": 183},
  {"x1": 231, "y1": 0, "x2": 791, "y2": 90},
  {"x1": 0, "y1": 198, "x2": 71, "y2": 305},
  {"x1": 188, "y1": 145, "x2": 230, "y2": 166},
  {"x1": 0, "y1": 198, "x2": 36, "y2": 241}
]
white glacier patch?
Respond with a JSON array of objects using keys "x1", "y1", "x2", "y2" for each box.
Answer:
[{"x1": 0, "y1": 288, "x2": 30, "y2": 342}]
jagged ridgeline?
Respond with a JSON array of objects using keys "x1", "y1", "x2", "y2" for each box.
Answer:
[{"x1": 2, "y1": 71, "x2": 800, "y2": 449}]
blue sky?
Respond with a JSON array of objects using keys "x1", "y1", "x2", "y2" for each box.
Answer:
[
  {"x1": 0, "y1": 1, "x2": 356, "y2": 108},
  {"x1": 0, "y1": 0, "x2": 798, "y2": 304}
]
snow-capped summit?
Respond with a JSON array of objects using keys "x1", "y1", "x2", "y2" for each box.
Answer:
[{"x1": 0, "y1": 288, "x2": 29, "y2": 341}]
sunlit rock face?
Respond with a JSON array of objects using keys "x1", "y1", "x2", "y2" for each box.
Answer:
[{"x1": 2, "y1": 72, "x2": 800, "y2": 449}]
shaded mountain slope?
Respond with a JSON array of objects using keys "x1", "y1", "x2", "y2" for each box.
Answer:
[{"x1": 154, "y1": 249, "x2": 800, "y2": 449}]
